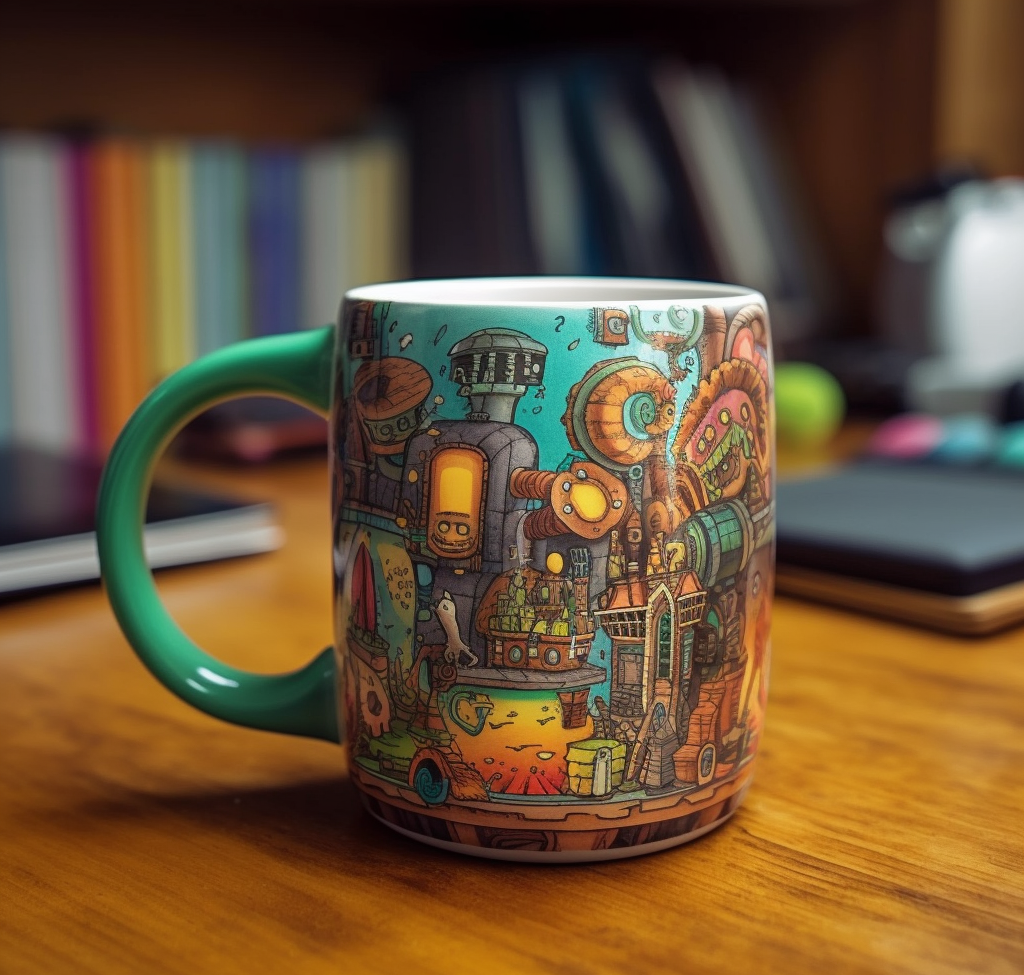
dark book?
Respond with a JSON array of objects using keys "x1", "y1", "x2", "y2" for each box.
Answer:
[
  {"x1": 0, "y1": 443, "x2": 282, "y2": 596},
  {"x1": 408, "y1": 65, "x2": 537, "y2": 278},
  {"x1": 518, "y1": 69, "x2": 589, "y2": 275},
  {"x1": 652, "y1": 62, "x2": 830, "y2": 345},
  {"x1": 563, "y1": 58, "x2": 716, "y2": 279},
  {"x1": 776, "y1": 461, "x2": 1024, "y2": 634}
]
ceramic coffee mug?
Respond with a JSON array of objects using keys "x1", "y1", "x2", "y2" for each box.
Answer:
[{"x1": 98, "y1": 277, "x2": 775, "y2": 862}]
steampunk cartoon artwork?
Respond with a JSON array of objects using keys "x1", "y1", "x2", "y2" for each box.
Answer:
[{"x1": 332, "y1": 294, "x2": 774, "y2": 854}]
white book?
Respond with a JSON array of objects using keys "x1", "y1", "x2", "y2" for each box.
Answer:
[
  {"x1": 0, "y1": 135, "x2": 77, "y2": 450},
  {"x1": 301, "y1": 144, "x2": 353, "y2": 330}
]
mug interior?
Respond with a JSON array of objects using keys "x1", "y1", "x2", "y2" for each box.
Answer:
[{"x1": 345, "y1": 276, "x2": 759, "y2": 307}]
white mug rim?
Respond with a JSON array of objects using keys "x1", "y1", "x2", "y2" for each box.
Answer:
[{"x1": 345, "y1": 275, "x2": 763, "y2": 308}]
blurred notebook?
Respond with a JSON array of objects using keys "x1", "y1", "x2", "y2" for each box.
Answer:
[
  {"x1": 776, "y1": 461, "x2": 1024, "y2": 635},
  {"x1": 0, "y1": 443, "x2": 282, "y2": 595}
]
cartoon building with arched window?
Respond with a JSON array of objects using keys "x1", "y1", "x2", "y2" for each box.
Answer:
[{"x1": 594, "y1": 531, "x2": 708, "y2": 740}]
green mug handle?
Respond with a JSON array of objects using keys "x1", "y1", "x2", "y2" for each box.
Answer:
[{"x1": 96, "y1": 326, "x2": 341, "y2": 743}]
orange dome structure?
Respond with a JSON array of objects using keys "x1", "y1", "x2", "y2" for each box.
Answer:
[
  {"x1": 352, "y1": 357, "x2": 432, "y2": 456},
  {"x1": 562, "y1": 358, "x2": 676, "y2": 472}
]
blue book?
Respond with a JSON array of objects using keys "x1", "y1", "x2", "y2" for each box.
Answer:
[
  {"x1": 193, "y1": 143, "x2": 247, "y2": 354},
  {"x1": 247, "y1": 149, "x2": 301, "y2": 336}
]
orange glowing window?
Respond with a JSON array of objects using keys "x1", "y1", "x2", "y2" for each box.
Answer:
[{"x1": 427, "y1": 447, "x2": 485, "y2": 559}]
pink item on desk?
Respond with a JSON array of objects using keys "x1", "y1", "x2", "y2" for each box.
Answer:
[{"x1": 867, "y1": 413, "x2": 945, "y2": 459}]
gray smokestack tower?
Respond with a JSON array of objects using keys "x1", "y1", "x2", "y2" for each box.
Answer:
[{"x1": 448, "y1": 328, "x2": 548, "y2": 423}]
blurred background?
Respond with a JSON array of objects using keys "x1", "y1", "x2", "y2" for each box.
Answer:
[{"x1": 1, "y1": 0, "x2": 1022, "y2": 458}]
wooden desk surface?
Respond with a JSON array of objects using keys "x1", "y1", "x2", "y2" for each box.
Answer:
[{"x1": 2, "y1": 454, "x2": 1022, "y2": 975}]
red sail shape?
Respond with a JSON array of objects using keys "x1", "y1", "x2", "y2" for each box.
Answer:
[{"x1": 352, "y1": 543, "x2": 376, "y2": 633}]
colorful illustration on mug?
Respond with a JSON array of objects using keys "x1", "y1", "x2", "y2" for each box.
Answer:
[{"x1": 333, "y1": 298, "x2": 774, "y2": 849}]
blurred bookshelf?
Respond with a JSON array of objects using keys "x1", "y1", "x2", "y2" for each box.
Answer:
[{"x1": 1, "y1": 0, "x2": 1022, "y2": 456}]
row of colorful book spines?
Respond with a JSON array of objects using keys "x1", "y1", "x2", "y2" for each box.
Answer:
[
  {"x1": 0, "y1": 133, "x2": 406, "y2": 455},
  {"x1": 7, "y1": 135, "x2": 400, "y2": 363}
]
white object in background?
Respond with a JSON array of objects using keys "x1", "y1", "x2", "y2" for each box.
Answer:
[
  {"x1": 908, "y1": 178, "x2": 1024, "y2": 414},
  {"x1": 0, "y1": 135, "x2": 77, "y2": 450}
]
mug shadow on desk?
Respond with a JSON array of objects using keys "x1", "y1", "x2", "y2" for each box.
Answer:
[
  {"x1": 51, "y1": 775, "x2": 734, "y2": 873},
  {"x1": 58, "y1": 778, "x2": 439, "y2": 866}
]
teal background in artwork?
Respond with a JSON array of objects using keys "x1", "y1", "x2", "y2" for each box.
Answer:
[{"x1": 347, "y1": 301, "x2": 702, "y2": 473}]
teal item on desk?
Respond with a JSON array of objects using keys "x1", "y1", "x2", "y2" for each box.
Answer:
[
  {"x1": 995, "y1": 421, "x2": 1024, "y2": 469},
  {"x1": 929, "y1": 414, "x2": 998, "y2": 464}
]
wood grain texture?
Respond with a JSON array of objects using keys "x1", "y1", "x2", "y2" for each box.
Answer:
[
  {"x1": 1, "y1": 454, "x2": 1022, "y2": 975},
  {"x1": 936, "y1": 0, "x2": 1024, "y2": 177}
]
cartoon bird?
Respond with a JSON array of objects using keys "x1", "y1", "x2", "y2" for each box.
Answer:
[{"x1": 434, "y1": 591, "x2": 478, "y2": 667}]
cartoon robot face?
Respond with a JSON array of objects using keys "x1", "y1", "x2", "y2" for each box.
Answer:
[
  {"x1": 426, "y1": 446, "x2": 485, "y2": 559},
  {"x1": 430, "y1": 513, "x2": 475, "y2": 555}
]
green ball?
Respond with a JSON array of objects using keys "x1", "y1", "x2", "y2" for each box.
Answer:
[{"x1": 774, "y1": 362, "x2": 845, "y2": 447}]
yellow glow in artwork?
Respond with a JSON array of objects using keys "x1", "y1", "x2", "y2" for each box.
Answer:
[
  {"x1": 427, "y1": 447, "x2": 485, "y2": 558},
  {"x1": 568, "y1": 481, "x2": 608, "y2": 522}
]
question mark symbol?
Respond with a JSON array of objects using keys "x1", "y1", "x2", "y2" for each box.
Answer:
[{"x1": 555, "y1": 315, "x2": 565, "y2": 332}]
